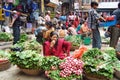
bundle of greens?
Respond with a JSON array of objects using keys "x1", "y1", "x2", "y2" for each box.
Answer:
[
  {"x1": 47, "y1": 57, "x2": 83, "y2": 80},
  {"x1": 9, "y1": 50, "x2": 43, "y2": 69},
  {"x1": 0, "y1": 32, "x2": 13, "y2": 41},
  {"x1": 41, "y1": 56, "x2": 63, "y2": 70},
  {"x1": 11, "y1": 40, "x2": 42, "y2": 53},
  {"x1": 24, "y1": 40, "x2": 42, "y2": 53},
  {"x1": 65, "y1": 35, "x2": 82, "y2": 47},
  {"x1": 0, "y1": 50, "x2": 10, "y2": 60},
  {"x1": 82, "y1": 48, "x2": 120, "y2": 79},
  {"x1": 19, "y1": 34, "x2": 28, "y2": 43}
]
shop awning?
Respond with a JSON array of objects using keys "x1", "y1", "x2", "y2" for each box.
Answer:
[{"x1": 98, "y1": 2, "x2": 119, "y2": 9}]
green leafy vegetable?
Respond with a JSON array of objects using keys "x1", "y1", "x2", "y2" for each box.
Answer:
[
  {"x1": 41, "y1": 56, "x2": 63, "y2": 70},
  {"x1": 0, "y1": 50, "x2": 10, "y2": 59},
  {"x1": 65, "y1": 35, "x2": 82, "y2": 47},
  {"x1": 0, "y1": 32, "x2": 13, "y2": 41},
  {"x1": 82, "y1": 48, "x2": 119, "y2": 79},
  {"x1": 9, "y1": 50, "x2": 43, "y2": 69}
]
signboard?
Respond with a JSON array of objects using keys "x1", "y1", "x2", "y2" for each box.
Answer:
[{"x1": 74, "y1": 3, "x2": 79, "y2": 10}]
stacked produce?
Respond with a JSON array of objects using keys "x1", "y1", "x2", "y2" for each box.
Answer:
[
  {"x1": 41, "y1": 56, "x2": 62, "y2": 70},
  {"x1": 82, "y1": 48, "x2": 120, "y2": 79},
  {"x1": 59, "y1": 57, "x2": 84, "y2": 78},
  {"x1": 19, "y1": 34, "x2": 29, "y2": 43},
  {"x1": 0, "y1": 32, "x2": 13, "y2": 42},
  {"x1": 65, "y1": 35, "x2": 82, "y2": 47},
  {"x1": 0, "y1": 50, "x2": 10, "y2": 61},
  {"x1": 42, "y1": 56, "x2": 84, "y2": 80},
  {"x1": 9, "y1": 50, "x2": 43, "y2": 69},
  {"x1": 11, "y1": 40, "x2": 42, "y2": 53}
]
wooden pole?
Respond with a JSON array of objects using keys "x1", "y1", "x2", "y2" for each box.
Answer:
[{"x1": 41, "y1": 0, "x2": 45, "y2": 16}]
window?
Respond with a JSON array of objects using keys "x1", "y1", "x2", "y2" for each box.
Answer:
[
  {"x1": 99, "y1": 0, "x2": 119, "y2": 2},
  {"x1": 83, "y1": 0, "x2": 91, "y2": 4}
]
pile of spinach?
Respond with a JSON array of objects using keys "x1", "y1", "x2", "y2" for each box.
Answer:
[
  {"x1": 82, "y1": 48, "x2": 120, "y2": 79},
  {"x1": 0, "y1": 32, "x2": 13, "y2": 42},
  {"x1": 19, "y1": 34, "x2": 28, "y2": 43},
  {"x1": 11, "y1": 40, "x2": 42, "y2": 53},
  {"x1": 65, "y1": 35, "x2": 82, "y2": 47},
  {"x1": 9, "y1": 50, "x2": 43, "y2": 69},
  {"x1": 41, "y1": 56, "x2": 63, "y2": 70},
  {"x1": 48, "y1": 70, "x2": 82, "y2": 80},
  {"x1": 0, "y1": 50, "x2": 10, "y2": 59}
]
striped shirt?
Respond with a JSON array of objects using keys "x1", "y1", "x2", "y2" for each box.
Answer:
[{"x1": 88, "y1": 8, "x2": 101, "y2": 29}]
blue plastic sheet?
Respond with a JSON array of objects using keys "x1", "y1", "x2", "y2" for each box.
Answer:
[{"x1": 99, "y1": 16, "x2": 117, "y2": 27}]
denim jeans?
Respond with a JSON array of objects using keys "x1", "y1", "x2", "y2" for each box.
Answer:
[
  {"x1": 13, "y1": 25, "x2": 20, "y2": 44},
  {"x1": 92, "y1": 28, "x2": 101, "y2": 49}
]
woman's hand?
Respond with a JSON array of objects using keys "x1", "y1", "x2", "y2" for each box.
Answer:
[{"x1": 50, "y1": 40, "x2": 56, "y2": 48}]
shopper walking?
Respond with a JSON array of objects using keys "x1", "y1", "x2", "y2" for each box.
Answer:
[
  {"x1": 88, "y1": 2, "x2": 105, "y2": 49},
  {"x1": 10, "y1": 5, "x2": 24, "y2": 44},
  {"x1": 110, "y1": 2, "x2": 120, "y2": 48}
]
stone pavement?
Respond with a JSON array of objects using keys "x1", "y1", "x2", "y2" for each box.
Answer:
[{"x1": 0, "y1": 66, "x2": 47, "y2": 80}]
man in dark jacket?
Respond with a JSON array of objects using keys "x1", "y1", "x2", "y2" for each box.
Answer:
[
  {"x1": 10, "y1": 5, "x2": 24, "y2": 44},
  {"x1": 110, "y1": 2, "x2": 120, "y2": 48}
]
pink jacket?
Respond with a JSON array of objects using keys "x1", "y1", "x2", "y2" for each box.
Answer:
[{"x1": 43, "y1": 39, "x2": 71, "y2": 59}]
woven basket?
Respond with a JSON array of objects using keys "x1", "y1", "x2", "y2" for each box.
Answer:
[
  {"x1": 114, "y1": 69, "x2": 120, "y2": 79},
  {"x1": 0, "y1": 60, "x2": 11, "y2": 71},
  {"x1": 70, "y1": 46, "x2": 79, "y2": 51},
  {"x1": 19, "y1": 68, "x2": 41, "y2": 76},
  {"x1": 84, "y1": 72, "x2": 109, "y2": 80}
]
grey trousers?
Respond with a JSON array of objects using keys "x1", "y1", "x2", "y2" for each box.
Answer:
[{"x1": 110, "y1": 26, "x2": 120, "y2": 48}]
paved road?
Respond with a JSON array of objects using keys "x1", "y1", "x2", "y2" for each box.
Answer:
[{"x1": 0, "y1": 65, "x2": 47, "y2": 80}]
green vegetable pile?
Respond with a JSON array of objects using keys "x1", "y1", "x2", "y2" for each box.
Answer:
[
  {"x1": 65, "y1": 35, "x2": 82, "y2": 47},
  {"x1": 19, "y1": 34, "x2": 28, "y2": 43},
  {"x1": 0, "y1": 32, "x2": 13, "y2": 41},
  {"x1": 48, "y1": 70, "x2": 81, "y2": 80},
  {"x1": 0, "y1": 50, "x2": 10, "y2": 60},
  {"x1": 9, "y1": 50, "x2": 43, "y2": 69},
  {"x1": 82, "y1": 48, "x2": 120, "y2": 79},
  {"x1": 41, "y1": 56, "x2": 63, "y2": 70},
  {"x1": 11, "y1": 40, "x2": 42, "y2": 53}
]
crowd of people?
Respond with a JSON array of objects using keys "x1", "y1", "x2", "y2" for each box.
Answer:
[{"x1": 0, "y1": 1, "x2": 120, "y2": 58}]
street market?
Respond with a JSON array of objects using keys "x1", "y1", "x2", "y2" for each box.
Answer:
[{"x1": 0, "y1": 0, "x2": 120, "y2": 80}]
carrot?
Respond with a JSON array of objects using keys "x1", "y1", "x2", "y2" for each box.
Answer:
[{"x1": 73, "y1": 46, "x2": 87, "y2": 59}]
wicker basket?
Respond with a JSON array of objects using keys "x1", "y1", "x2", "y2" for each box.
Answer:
[
  {"x1": 0, "y1": 60, "x2": 11, "y2": 71},
  {"x1": 114, "y1": 69, "x2": 120, "y2": 79},
  {"x1": 19, "y1": 68, "x2": 41, "y2": 76},
  {"x1": 70, "y1": 46, "x2": 79, "y2": 51},
  {"x1": 84, "y1": 72, "x2": 110, "y2": 80}
]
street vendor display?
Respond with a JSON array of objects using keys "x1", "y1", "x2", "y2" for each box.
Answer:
[
  {"x1": 0, "y1": 32, "x2": 13, "y2": 42},
  {"x1": 41, "y1": 56, "x2": 84, "y2": 80},
  {"x1": 65, "y1": 35, "x2": 82, "y2": 51},
  {"x1": 0, "y1": 50, "x2": 10, "y2": 71},
  {"x1": 9, "y1": 50, "x2": 43, "y2": 75},
  {"x1": 11, "y1": 40, "x2": 42, "y2": 53},
  {"x1": 82, "y1": 48, "x2": 120, "y2": 80}
]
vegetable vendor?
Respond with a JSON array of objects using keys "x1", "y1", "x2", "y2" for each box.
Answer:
[
  {"x1": 43, "y1": 21, "x2": 54, "y2": 40},
  {"x1": 43, "y1": 31, "x2": 71, "y2": 59}
]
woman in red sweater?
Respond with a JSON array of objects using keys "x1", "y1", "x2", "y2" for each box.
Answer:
[{"x1": 43, "y1": 31, "x2": 71, "y2": 59}]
